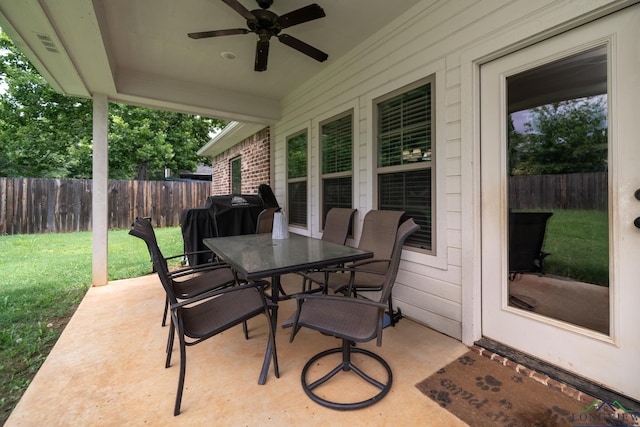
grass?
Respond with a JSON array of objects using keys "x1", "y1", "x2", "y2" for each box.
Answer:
[
  {"x1": 0, "y1": 227, "x2": 184, "y2": 425},
  {"x1": 0, "y1": 210, "x2": 609, "y2": 423},
  {"x1": 527, "y1": 209, "x2": 609, "y2": 286}
]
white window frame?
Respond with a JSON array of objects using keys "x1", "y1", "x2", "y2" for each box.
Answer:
[{"x1": 373, "y1": 75, "x2": 436, "y2": 254}]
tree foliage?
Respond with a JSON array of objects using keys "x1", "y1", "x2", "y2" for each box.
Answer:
[
  {"x1": 0, "y1": 31, "x2": 226, "y2": 180},
  {"x1": 509, "y1": 96, "x2": 607, "y2": 175}
]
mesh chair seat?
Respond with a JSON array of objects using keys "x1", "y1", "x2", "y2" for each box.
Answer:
[
  {"x1": 293, "y1": 297, "x2": 379, "y2": 342},
  {"x1": 181, "y1": 286, "x2": 265, "y2": 338}
]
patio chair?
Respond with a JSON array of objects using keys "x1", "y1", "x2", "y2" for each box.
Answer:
[
  {"x1": 130, "y1": 217, "x2": 238, "y2": 327},
  {"x1": 299, "y1": 208, "x2": 357, "y2": 293},
  {"x1": 258, "y1": 183, "x2": 280, "y2": 209},
  {"x1": 256, "y1": 207, "x2": 279, "y2": 234},
  {"x1": 300, "y1": 210, "x2": 405, "y2": 325},
  {"x1": 508, "y1": 211, "x2": 553, "y2": 279},
  {"x1": 320, "y1": 208, "x2": 357, "y2": 245},
  {"x1": 131, "y1": 219, "x2": 279, "y2": 415},
  {"x1": 286, "y1": 218, "x2": 419, "y2": 410}
]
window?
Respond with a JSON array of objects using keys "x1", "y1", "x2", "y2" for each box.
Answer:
[
  {"x1": 321, "y1": 112, "x2": 352, "y2": 228},
  {"x1": 375, "y1": 76, "x2": 434, "y2": 251},
  {"x1": 287, "y1": 130, "x2": 307, "y2": 227},
  {"x1": 231, "y1": 156, "x2": 241, "y2": 194}
]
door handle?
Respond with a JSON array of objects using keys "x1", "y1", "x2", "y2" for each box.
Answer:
[
  {"x1": 635, "y1": 217, "x2": 640, "y2": 228},
  {"x1": 635, "y1": 189, "x2": 640, "y2": 200}
]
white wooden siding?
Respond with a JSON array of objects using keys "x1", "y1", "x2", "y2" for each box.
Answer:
[{"x1": 271, "y1": 0, "x2": 627, "y2": 341}]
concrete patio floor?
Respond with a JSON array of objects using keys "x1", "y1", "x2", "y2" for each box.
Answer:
[{"x1": 6, "y1": 274, "x2": 470, "y2": 426}]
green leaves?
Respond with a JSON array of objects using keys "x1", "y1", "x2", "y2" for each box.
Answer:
[
  {"x1": 0, "y1": 30, "x2": 227, "y2": 180},
  {"x1": 509, "y1": 96, "x2": 608, "y2": 176}
]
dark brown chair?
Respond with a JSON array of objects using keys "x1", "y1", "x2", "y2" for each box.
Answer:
[
  {"x1": 256, "y1": 207, "x2": 279, "y2": 234},
  {"x1": 509, "y1": 211, "x2": 553, "y2": 279},
  {"x1": 301, "y1": 210, "x2": 405, "y2": 325},
  {"x1": 320, "y1": 208, "x2": 357, "y2": 244},
  {"x1": 299, "y1": 208, "x2": 356, "y2": 293},
  {"x1": 130, "y1": 218, "x2": 279, "y2": 416},
  {"x1": 130, "y1": 217, "x2": 237, "y2": 327},
  {"x1": 286, "y1": 218, "x2": 419, "y2": 410}
]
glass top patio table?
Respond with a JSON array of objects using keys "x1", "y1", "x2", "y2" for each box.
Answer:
[
  {"x1": 203, "y1": 233, "x2": 372, "y2": 385},
  {"x1": 203, "y1": 233, "x2": 372, "y2": 282}
]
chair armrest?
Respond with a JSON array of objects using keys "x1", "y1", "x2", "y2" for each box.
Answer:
[
  {"x1": 169, "y1": 261, "x2": 231, "y2": 279},
  {"x1": 310, "y1": 259, "x2": 388, "y2": 275},
  {"x1": 292, "y1": 293, "x2": 387, "y2": 309},
  {"x1": 170, "y1": 280, "x2": 268, "y2": 310},
  {"x1": 348, "y1": 258, "x2": 390, "y2": 269},
  {"x1": 164, "y1": 249, "x2": 215, "y2": 263}
]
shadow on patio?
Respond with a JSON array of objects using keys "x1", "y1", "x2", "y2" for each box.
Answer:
[{"x1": 6, "y1": 274, "x2": 469, "y2": 426}]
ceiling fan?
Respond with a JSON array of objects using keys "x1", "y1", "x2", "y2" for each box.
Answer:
[{"x1": 188, "y1": 0, "x2": 328, "y2": 72}]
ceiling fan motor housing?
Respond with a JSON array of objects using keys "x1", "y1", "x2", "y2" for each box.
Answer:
[
  {"x1": 257, "y1": 0, "x2": 274, "y2": 9},
  {"x1": 247, "y1": 9, "x2": 281, "y2": 36}
]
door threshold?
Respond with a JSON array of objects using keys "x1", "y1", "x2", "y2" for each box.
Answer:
[{"x1": 475, "y1": 338, "x2": 640, "y2": 412}]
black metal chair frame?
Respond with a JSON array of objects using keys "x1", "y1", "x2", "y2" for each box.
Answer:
[
  {"x1": 130, "y1": 218, "x2": 279, "y2": 415},
  {"x1": 287, "y1": 218, "x2": 419, "y2": 410},
  {"x1": 167, "y1": 282, "x2": 279, "y2": 415},
  {"x1": 299, "y1": 210, "x2": 405, "y2": 326}
]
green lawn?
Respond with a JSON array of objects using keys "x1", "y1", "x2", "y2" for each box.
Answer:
[
  {"x1": 0, "y1": 227, "x2": 184, "y2": 424},
  {"x1": 525, "y1": 209, "x2": 609, "y2": 286},
  {"x1": 0, "y1": 211, "x2": 609, "y2": 423}
]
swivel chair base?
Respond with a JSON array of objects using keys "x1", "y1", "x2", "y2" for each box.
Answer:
[{"x1": 301, "y1": 339, "x2": 392, "y2": 410}]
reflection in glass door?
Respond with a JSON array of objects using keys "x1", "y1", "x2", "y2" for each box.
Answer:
[{"x1": 506, "y1": 46, "x2": 609, "y2": 334}]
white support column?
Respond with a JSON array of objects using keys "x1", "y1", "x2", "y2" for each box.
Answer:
[{"x1": 92, "y1": 94, "x2": 109, "y2": 286}]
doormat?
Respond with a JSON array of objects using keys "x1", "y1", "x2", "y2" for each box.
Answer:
[{"x1": 415, "y1": 351, "x2": 632, "y2": 427}]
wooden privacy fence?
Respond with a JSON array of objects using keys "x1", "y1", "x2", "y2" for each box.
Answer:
[
  {"x1": 509, "y1": 172, "x2": 607, "y2": 211},
  {"x1": 0, "y1": 177, "x2": 211, "y2": 235}
]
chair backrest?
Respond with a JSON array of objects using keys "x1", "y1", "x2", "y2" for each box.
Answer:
[
  {"x1": 258, "y1": 184, "x2": 280, "y2": 209},
  {"x1": 509, "y1": 212, "x2": 553, "y2": 273},
  {"x1": 256, "y1": 207, "x2": 279, "y2": 234},
  {"x1": 321, "y1": 208, "x2": 356, "y2": 245},
  {"x1": 367, "y1": 218, "x2": 419, "y2": 346},
  {"x1": 378, "y1": 218, "x2": 420, "y2": 307},
  {"x1": 129, "y1": 218, "x2": 177, "y2": 303},
  {"x1": 357, "y1": 210, "x2": 405, "y2": 261}
]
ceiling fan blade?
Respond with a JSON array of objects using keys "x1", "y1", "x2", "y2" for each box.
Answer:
[
  {"x1": 276, "y1": 4, "x2": 325, "y2": 29},
  {"x1": 188, "y1": 28, "x2": 250, "y2": 39},
  {"x1": 255, "y1": 39, "x2": 270, "y2": 72},
  {"x1": 277, "y1": 34, "x2": 328, "y2": 62},
  {"x1": 221, "y1": 0, "x2": 256, "y2": 21}
]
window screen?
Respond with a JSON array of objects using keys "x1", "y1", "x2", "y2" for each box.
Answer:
[
  {"x1": 287, "y1": 131, "x2": 308, "y2": 227},
  {"x1": 231, "y1": 157, "x2": 241, "y2": 194},
  {"x1": 376, "y1": 77, "x2": 434, "y2": 251},
  {"x1": 321, "y1": 113, "x2": 352, "y2": 227}
]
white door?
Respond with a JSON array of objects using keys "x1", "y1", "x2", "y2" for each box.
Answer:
[{"x1": 481, "y1": 6, "x2": 640, "y2": 399}]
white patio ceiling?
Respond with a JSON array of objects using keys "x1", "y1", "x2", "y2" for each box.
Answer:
[{"x1": 0, "y1": 0, "x2": 423, "y2": 124}]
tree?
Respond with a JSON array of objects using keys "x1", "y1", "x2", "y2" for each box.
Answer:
[
  {"x1": 0, "y1": 30, "x2": 227, "y2": 180},
  {"x1": 509, "y1": 96, "x2": 607, "y2": 175}
]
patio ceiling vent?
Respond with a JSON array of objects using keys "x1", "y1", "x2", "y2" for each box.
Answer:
[{"x1": 35, "y1": 33, "x2": 59, "y2": 54}]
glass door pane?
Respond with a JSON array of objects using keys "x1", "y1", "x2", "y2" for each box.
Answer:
[{"x1": 506, "y1": 46, "x2": 609, "y2": 334}]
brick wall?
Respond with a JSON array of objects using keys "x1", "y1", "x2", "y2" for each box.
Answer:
[{"x1": 211, "y1": 127, "x2": 271, "y2": 195}]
